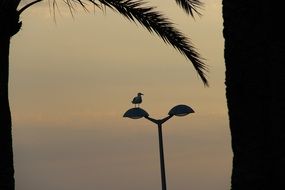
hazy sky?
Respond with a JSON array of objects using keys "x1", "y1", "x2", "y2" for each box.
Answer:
[{"x1": 10, "y1": 0, "x2": 232, "y2": 189}]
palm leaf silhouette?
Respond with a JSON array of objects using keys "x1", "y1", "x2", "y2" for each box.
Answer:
[
  {"x1": 174, "y1": 0, "x2": 203, "y2": 16},
  {"x1": 50, "y1": 0, "x2": 208, "y2": 85}
]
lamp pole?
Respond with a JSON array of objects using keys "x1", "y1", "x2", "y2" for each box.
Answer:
[
  {"x1": 144, "y1": 115, "x2": 173, "y2": 190},
  {"x1": 158, "y1": 124, "x2": 166, "y2": 190},
  {"x1": 123, "y1": 104, "x2": 194, "y2": 190}
]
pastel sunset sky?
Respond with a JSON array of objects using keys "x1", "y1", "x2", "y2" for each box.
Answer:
[{"x1": 10, "y1": 0, "x2": 231, "y2": 189}]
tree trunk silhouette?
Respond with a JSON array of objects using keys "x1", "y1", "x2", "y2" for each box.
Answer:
[
  {"x1": 223, "y1": 1, "x2": 285, "y2": 189},
  {"x1": 0, "y1": 32, "x2": 15, "y2": 190},
  {"x1": 0, "y1": 1, "x2": 21, "y2": 188},
  {"x1": 0, "y1": 30, "x2": 16, "y2": 190}
]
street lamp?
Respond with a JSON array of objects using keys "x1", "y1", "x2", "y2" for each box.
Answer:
[{"x1": 123, "y1": 104, "x2": 194, "y2": 190}]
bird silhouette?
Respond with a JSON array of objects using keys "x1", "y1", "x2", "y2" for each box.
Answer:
[{"x1": 132, "y1": 93, "x2": 143, "y2": 107}]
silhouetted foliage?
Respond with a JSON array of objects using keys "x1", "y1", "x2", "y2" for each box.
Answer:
[{"x1": 57, "y1": 0, "x2": 208, "y2": 85}]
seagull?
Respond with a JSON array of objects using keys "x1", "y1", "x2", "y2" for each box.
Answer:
[{"x1": 132, "y1": 93, "x2": 143, "y2": 107}]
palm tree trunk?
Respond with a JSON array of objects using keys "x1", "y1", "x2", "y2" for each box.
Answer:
[
  {"x1": 0, "y1": 1, "x2": 21, "y2": 189},
  {"x1": 0, "y1": 34, "x2": 14, "y2": 190},
  {"x1": 223, "y1": 1, "x2": 285, "y2": 189}
]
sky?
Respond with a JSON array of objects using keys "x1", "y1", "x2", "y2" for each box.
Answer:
[{"x1": 9, "y1": 0, "x2": 232, "y2": 189}]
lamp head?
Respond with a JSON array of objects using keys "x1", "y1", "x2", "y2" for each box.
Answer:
[
  {"x1": 168, "y1": 104, "x2": 194, "y2": 117},
  {"x1": 123, "y1": 107, "x2": 149, "y2": 119}
]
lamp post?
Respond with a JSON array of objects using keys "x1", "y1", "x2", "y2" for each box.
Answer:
[{"x1": 123, "y1": 104, "x2": 194, "y2": 190}]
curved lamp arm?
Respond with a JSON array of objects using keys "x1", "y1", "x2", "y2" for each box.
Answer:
[{"x1": 144, "y1": 115, "x2": 173, "y2": 126}]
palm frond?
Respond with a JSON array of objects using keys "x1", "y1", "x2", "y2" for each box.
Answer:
[
  {"x1": 175, "y1": 0, "x2": 203, "y2": 17},
  {"x1": 52, "y1": 0, "x2": 101, "y2": 12},
  {"x1": 95, "y1": 0, "x2": 208, "y2": 85},
  {"x1": 18, "y1": 0, "x2": 43, "y2": 15},
  {"x1": 65, "y1": 0, "x2": 208, "y2": 85}
]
